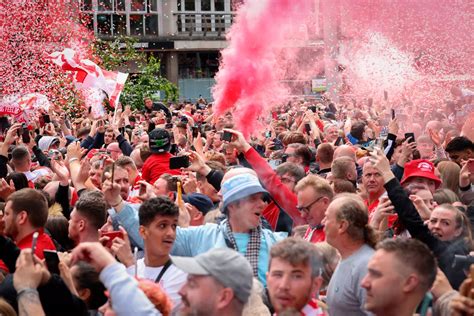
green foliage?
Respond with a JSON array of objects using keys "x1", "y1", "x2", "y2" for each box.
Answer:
[{"x1": 93, "y1": 37, "x2": 178, "y2": 109}]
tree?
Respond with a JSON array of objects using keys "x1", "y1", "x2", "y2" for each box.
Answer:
[{"x1": 93, "y1": 38, "x2": 178, "y2": 110}]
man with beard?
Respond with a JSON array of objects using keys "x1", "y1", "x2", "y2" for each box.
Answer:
[
  {"x1": 173, "y1": 247, "x2": 253, "y2": 316},
  {"x1": 1, "y1": 189, "x2": 55, "y2": 261},
  {"x1": 267, "y1": 237, "x2": 326, "y2": 315}
]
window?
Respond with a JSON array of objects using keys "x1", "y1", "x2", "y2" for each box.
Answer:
[
  {"x1": 82, "y1": 0, "x2": 93, "y2": 11},
  {"x1": 97, "y1": 14, "x2": 112, "y2": 35},
  {"x1": 149, "y1": 0, "x2": 158, "y2": 12},
  {"x1": 131, "y1": 0, "x2": 146, "y2": 12},
  {"x1": 215, "y1": 0, "x2": 225, "y2": 11},
  {"x1": 80, "y1": 13, "x2": 94, "y2": 31},
  {"x1": 145, "y1": 15, "x2": 158, "y2": 35},
  {"x1": 116, "y1": 0, "x2": 126, "y2": 11},
  {"x1": 113, "y1": 14, "x2": 127, "y2": 36},
  {"x1": 201, "y1": 0, "x2": 211, "y2": 11},
  {"x1": 181, "y1": 0, "x2": 195, "y2": 11},
  {"x1": 130, "y1": 15, "x2": 144, "y2": 35},
  {"x1": 98, "y1": 0, "x2": 113, "y2": 11}
]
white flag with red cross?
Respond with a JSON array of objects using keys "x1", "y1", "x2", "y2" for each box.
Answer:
[{"x1": 48, "y1": 48, "x2": 128, "y2": 108}]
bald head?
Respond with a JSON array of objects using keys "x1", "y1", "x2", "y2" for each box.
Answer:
[{"x1": 334, "y1": 145, "x2": 356, "y2": 161}]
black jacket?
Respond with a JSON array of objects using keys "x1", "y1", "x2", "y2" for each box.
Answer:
[{"x1": 385, "y1": 177, "x2": 471, "y2": 289}]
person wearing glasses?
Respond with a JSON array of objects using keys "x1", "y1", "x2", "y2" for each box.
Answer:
[{"x1": 294, "y1": 175, "x2": 334, "y2": 243}]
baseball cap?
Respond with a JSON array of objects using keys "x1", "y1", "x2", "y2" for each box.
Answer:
[
  {"x1": 148, "y1": 128, "x2": 171, "y2": 153},
  {"x1": 400, "y1": 159, "x2": 441, "y2": 188},
  {"x1": 171, "y1": 248, "x2": 253, "y2": 303},
  {"x1": 183, "y1": 193, "x2": 215, "y2": 215},
  {"x1": 221, "y1": 173, "x2": 268, "y2": 211}
]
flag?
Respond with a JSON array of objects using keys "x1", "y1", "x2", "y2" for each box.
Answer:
[{"x1": 48, "y1": 48, "x2": 128, "y2": 108}]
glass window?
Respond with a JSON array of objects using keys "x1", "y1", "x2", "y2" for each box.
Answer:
[
  {"x1": 98, "y1": 0, "x2": 113, "y2": 11},
  {"x1": 131, "y1": 0, "x2": 146, "y2": 12},
  {"x1": 215, "y1": 0, "x2": 224, "y2": 11},
  {"x1": 80, "y1": 13, "x2": 94, "y2": 31},
  {"x1": 115, "y1": 0, "x2": 126, "y2": 11},
  {"x1": 97, "y1": 14, "x2": 112, "y2": 35},
  {"x1": 185, "y1": 0, "x2": 195, "y2": 11},
  {"x1": 145, "y1": 15, "x2": 159, "y2": 35},
  {"x1": 112, "y1": 14, "x2": 127, "y2": 36},
  {"x1": 130, "y1": 15, "x2": 144, "y2": 35},
  {"x1": 201, "y1": 0, "x2": 211, "y2": 11},
  {"x1": 149, "y1": 0, "x2": 158, "y2": 12},
  {"x1": 82, "y1": 0, "x2": 93, "y2": 11}
]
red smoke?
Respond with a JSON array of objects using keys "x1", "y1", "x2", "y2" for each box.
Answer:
[
  {"x1": 212, "y1": 0, "x2": 313, "y2": 137},
  {"x1": 213, "y1": 0, "x2": 472, "y2": 134}
]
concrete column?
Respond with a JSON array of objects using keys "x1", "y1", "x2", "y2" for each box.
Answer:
[
  {"x1": 166, "y1": 52, "x2": 179, "y2": 85},
  {"x1": 161, "y1": 0, "x2": 177, "y2": 36}
]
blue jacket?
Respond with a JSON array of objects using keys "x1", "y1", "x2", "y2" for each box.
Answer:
[{"x1": 109, "y1": 203, "x2": 287, "y2": 285}]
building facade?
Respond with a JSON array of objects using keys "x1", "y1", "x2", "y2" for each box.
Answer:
[{"x1": 80, "y1": 0, "x2": 236, "y2": 101}]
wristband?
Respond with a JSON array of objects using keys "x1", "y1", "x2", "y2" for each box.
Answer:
[
  {"x1": 111, "y1": 198, "x2": 123, "y2": 208},
  {"x1": 69, "y1": 157, "x2": 79, "y2": 163},
  {"x1": 17, "y1": 288, "x2": 39, "y2": 298}
]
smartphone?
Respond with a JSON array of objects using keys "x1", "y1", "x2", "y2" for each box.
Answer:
[
  {"x1": 169, "y1": 156, "x2": 190, "y2": 169},
  {"x1": 405, "y1": 132, "x2": 415, "y2": 143},
  {"x1": 391, "y1": 109, "x2": 395, "y2": 120},
  {"x1": 304, "y1": 123, "x2": 311, "y2": 135},
  {"x1": 139, "y1": 183, "x2": 147, "y2": 196},
  {"x1": 0, "y1": 117, "x2": 9, "y2": 134},
  {"x1": 101, "y1": 231, "x2": 124, "y2": 248},
  {"x1": 221, "y1": 131, "x2": 233, "y2": 142},
  {"x1": 43, "y1": 114, "x2": 51, "y2": 124},
  {"x1": 43, "y1": 250, "x2": 60, "y2": 274},
  {"x1": 335, "y1": 136, "x2": 343, "y2": 146},
  {"x1": 308, "y1": 106, "x2": 317, "y2": 113},
  {"x1": 21, "y1": 124, "x2": 30, "y2": 144},
  {"x1": 192, "y1": 126, "x2": 199, "y2": 138},
  {"x1": 31, "y1": 232, "x2": 39, "y2": 256},
  {"x1": 265, "y1": 131, "x2": 272, "y2": 138}
]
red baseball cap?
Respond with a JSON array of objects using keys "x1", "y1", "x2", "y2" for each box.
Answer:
[{"x1": 400, "y1": 159, "x2": 441, "y2": 188}]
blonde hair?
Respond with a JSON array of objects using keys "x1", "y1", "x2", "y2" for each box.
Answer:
[
  {"x1": 295, "y1": 174, "x2": 334, "y2": 200},
  {"x1": 437, "y1": 161, "x2": 460, "y2": 194}
]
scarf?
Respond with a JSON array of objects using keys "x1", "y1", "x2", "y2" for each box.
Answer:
[{"x1": 225, "y1": 220, "x2": 261, "y2": 277}]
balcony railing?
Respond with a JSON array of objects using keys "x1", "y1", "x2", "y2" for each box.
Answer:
[{"x1": 174, "y1": 12, "x2": 234, "y2": 37}]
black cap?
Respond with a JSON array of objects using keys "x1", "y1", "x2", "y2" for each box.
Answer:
[{"x1": 149, "y1": 128, "x2": 171, "y2": 153}]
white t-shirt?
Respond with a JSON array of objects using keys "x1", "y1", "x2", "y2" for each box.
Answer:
[{"x1": 126, "y1": 258, "x2": 187, "y2": 310}]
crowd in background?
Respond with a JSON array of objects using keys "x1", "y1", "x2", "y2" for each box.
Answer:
[{"x1": 0, "y1": 88, "x2": 473, "y2": 316}]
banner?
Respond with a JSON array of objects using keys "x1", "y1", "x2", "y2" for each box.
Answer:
[{"x1": 48, "y1": 48, "x2": 128, "y2": 108}]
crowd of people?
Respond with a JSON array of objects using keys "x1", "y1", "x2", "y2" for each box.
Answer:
[{"x1": 0, "y1": 91, "x2": 473, "y2": 316}]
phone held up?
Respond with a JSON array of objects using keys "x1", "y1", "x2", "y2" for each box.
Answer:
[{"x1": 169, "y1": 156, "x2": 190, "y2": 169}]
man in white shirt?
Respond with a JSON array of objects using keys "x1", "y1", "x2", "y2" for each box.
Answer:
[{"x1": 123, "y1": 197, "x2": 187, "y2": 309}]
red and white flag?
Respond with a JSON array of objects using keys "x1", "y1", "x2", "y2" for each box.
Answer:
[{"x1": 48, "y1": 48, "x2": 128, "y2": 108}]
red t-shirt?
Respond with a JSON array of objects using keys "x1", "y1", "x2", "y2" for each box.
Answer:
[
  {"x1": 303, "y1": 226, "x2": 325, "y2": 243},
  {"x1": 16, "y1": 228, "x2": 56, "y2": 259},
  {"x1": 0, "y1": 228, "x2": 56, "y2": 273},
  {"x1": 141, "y1": 153, "x2": 181, "y2": 184}
]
